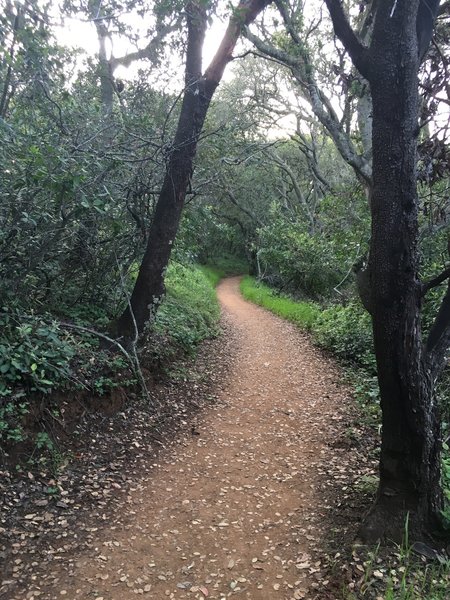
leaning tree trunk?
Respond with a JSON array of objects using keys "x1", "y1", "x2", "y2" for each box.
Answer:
[
  {"x1": 116, "y1": 2, "x2": 212, "y2": 339},
  {"x1": 325, "y1": 0, "x2": 444, "y2": 541},
  {"x1": 117, "y1": 0, "x2": 270, "y2": 340}
]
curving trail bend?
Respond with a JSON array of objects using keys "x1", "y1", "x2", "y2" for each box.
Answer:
[{"x1": 19, "y1": 277, "x2": 353, "y2": 600}]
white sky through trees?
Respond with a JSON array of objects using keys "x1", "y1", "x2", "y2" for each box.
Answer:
[
  {"x1": 52, "y1": 4, "x2": 230, "y2": 83},
  {"x1": 27, "y1": 1, "x2": 449, "y2": 138}
]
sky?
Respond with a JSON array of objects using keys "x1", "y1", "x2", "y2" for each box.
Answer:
[{"x1": 53, "y1": 6, "x2": 231, "y2": 83}]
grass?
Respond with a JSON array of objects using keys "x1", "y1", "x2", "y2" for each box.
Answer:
[
  {"x1": 350, "y1": 537, "x2": 450, "y2": 600},
  {"x1": 239, "y1": 275, "x2": 319, "y2": 329},
  {"x1": 155, "y1": 262, "x2": 221, "y2": 353}
]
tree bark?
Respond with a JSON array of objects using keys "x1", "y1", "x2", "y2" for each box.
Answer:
[
  {"x1": 363, "y1": 5, "x2": 442, "y2": 535},
  {"x1": 326, "y1": 0, "x2": 444, "y2": 541},
  {"x1": 117, "y1": 0, "x2": 270, "y2": 339}
]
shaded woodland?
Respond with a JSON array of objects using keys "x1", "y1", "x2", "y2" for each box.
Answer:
[{"x1": 2, "y1": 1, "x2": 450, "y2": 596}]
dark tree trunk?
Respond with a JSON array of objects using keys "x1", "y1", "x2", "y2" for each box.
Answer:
[
  {"x1": 362, "y1": 13, "x2": 441, "y2": 536},
  {"x1": 362, "y1": 1, "x2": 443, "y2": 541},
  {"x1": 117, "y1": 0, "x2": 270, "y2": 339},
  {"x1": 325, "y1": 0, "x2": 445, "y2": 541}
]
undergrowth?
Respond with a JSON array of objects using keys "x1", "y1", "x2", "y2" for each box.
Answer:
[
  {"x1": 154, "y1": 262, "x2": 221, "y2": 354},
  {"x1": 349, "y1": 547, "x2": 450, "y2": 600},
  {"x1": 199, "y1": 265, "x2": 226, "y2": 287},
  {"x1": 0, "y1": 262, "x2": 221, "y2": 463},
  {"x1": 199, "y1": 255, "x2": 249, "y2": 288},
  {"x1": 347, "y1": 518, "x2": 450, "y2": 600}
]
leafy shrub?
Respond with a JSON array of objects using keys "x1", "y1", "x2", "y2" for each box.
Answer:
[
  {"x1": 257, "y1": 203, "x2": 365, "y2": 299},
  {"x1": 258, "y1": 223, "x2": 344, "y2": 297},
  {"x1": 199, "y1": 265, "x2": 226, "y2": 288},
  {"x1": 0, "y1": 400, "x2": 29, "y2": 444},
  {"x1": 313, "y1": 302, "x2": 376, "y2": 371},
  {"x1": 442, "y1": 443, "x2": 450, "y2": 529},
  {"x1": 0, "y1": 310, "x2": 76, "y2": 397},
  {"x1": 0, "y1": 310, "x2": 78, "y2": 450}
]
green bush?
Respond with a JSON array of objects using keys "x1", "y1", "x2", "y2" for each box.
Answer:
[
  {"x1": 155, "y1": 263, "x2": 221, "y2": 353},
  {"x1": 257, "y1": 205, "x2": 365, "y2": 299},
  {"x1": 0, "y1": 400, "x2": 29, "y2": 444},
  {"x1": 313, "y1": 302, "x2": 376, "y2": 371},
  {"x1": 199, "y1": 265, "x2": 226, "y2": 288},
  {"x1": 0, "y1": 310, "x2": 76, "y2": 397}
]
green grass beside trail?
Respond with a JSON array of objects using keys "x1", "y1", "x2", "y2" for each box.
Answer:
[
  {"x1": 239, "y1": 275, "x2": 319, "y2": 329},
  {"x1": 155, "y1": 262, "x2": 221, "y2": 353},
  {"x1": 198, "y1": 265, "x2": 226, "y2": 288}
]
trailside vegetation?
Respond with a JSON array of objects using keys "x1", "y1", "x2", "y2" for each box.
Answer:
[{"x1": 2, "y1": 0, "x2": 450, "y2": 580}]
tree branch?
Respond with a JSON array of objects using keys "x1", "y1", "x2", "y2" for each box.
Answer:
[
  {"x1": 204, "y1": 0, "x2": 272, "y2": 84},
  {"x1": 324, "y1": 0, "x2": 371, "y2": 78},
  {"x1": 421, "y1": 265, "x2": 450, "y2": 296},
  {"x1": 438, "y1": 0, "x2": 450, "y2": 15},
  {"x1": 218, "y1": 174, "x2": 263, "y2": 226},
  {"x1": 110, "y1": 23, "x2": 179, "y2": 70},
  {"x1": 261, "y1": 147, "x2": 316, "y2": 230},
  {"x1": 244, "y1": 28, "x2": 372, "y2": 185}
]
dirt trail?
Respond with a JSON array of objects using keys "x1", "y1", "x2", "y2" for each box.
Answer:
[{"x1": 16, "y1": 277, "x2": 354, "y2": 600}]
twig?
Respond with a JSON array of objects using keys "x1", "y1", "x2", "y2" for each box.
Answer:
[
  {"x1": 334, "y1": 245, "x2": 361, "y2": 295},
  {"x1": 115, "y1": 258, "x2": 155, "y2": 408},
  {"x1": 60, "y1": 321, "x2": 133, "y2": 366},
  {"x1": 422, "y1": 265, "x2": 450, "y2": 296}
]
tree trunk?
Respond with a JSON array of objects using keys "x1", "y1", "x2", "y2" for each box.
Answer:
[
  {"x1": 325, "y1": 0, "x2": 445, "y2": 541},
  {"x1": 116, "y1": 1, "x2": 210, "y2": 339},
  {"x1": 359, "y1": 1, "x2": 442, "y2": 541},
  {"x1": 116, "y1": 0, "x2": 270, "y2": 340},
  {"x1": 117, "y1": 80, "x2": 217, "y2": 338}
]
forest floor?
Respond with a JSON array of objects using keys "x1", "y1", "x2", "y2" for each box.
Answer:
[{"x1": 1, "y1": 277, "x2": 378, "y2": 600}]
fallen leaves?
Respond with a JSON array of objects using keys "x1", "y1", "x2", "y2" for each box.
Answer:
[{"x1": 0, "y1": 281, "x2": 382, "y2": 600}]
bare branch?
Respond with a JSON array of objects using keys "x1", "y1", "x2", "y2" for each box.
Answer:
[
  {"x1": 111, "y1": 23, "x2": 179, "y2": 70},
  {"x1": 421, "y1": 265, "x2": 450, "y2": 295},
  {"x1": 244, "y1": 27, "x2": 372, "y2": 185},
  {"x1": 61, "y1": 322, "x2": 134, "y2": 366},
  {"x1": 218, "y1": 174, "x2": 263, "y2": 226},
  {"x1": 324, "y1": 0, "x2": 371, "y2": 78},
  {"x1": 261, "y1": 147, "x2": 316, "y2": 230}
]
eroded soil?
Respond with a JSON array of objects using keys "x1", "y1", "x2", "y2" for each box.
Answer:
[{"x1": 1, "y1": 277, "x2": 376, "y2": 600}]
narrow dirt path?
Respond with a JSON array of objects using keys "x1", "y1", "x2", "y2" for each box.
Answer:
[{"x1": 16, "y1": 277, "x2": 355, "y2": 600}]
